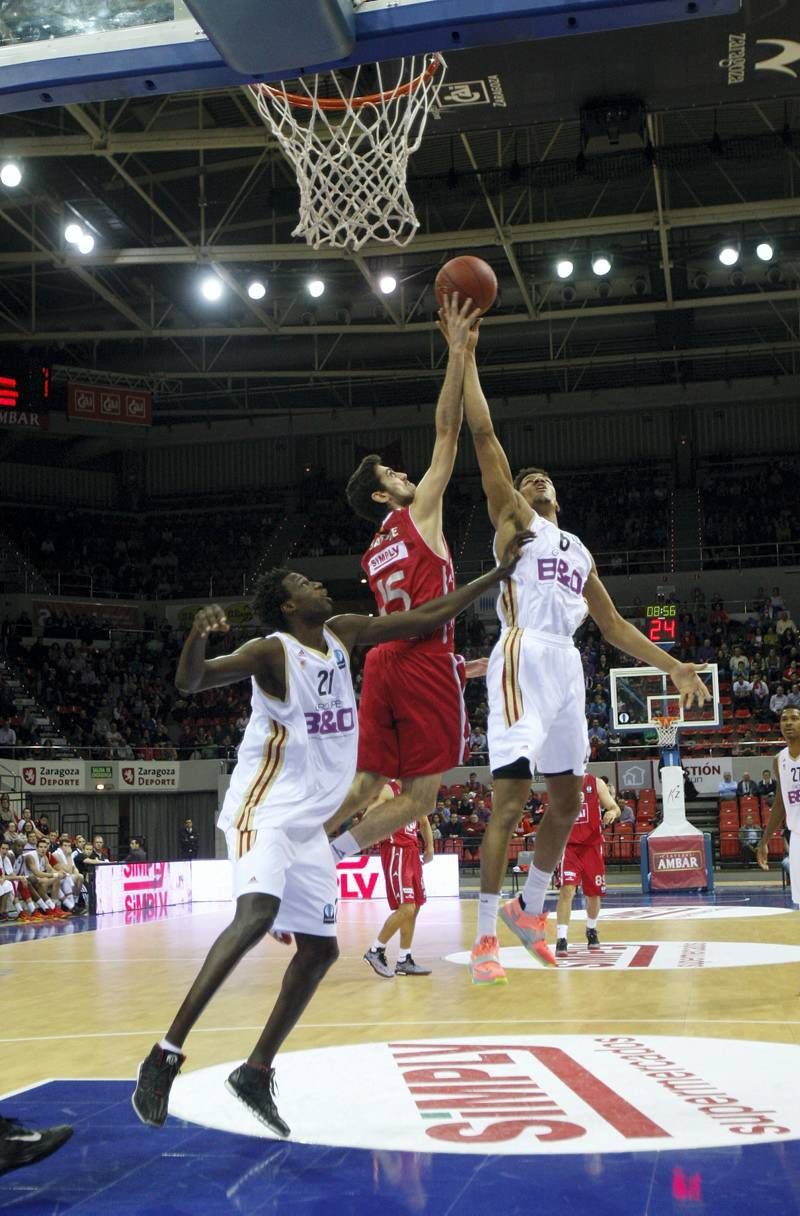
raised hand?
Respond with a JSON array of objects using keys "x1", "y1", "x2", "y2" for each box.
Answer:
[
  {"x1": 192, "y1": 604, "x2": 229, "y2": 638},
  {"x1": 668, "y1": 663, "x2": 711, "y2": 710},
  {"x1": 437, "y1": 291, "x2": 482, "y2": 354},
  {"x1": 495, "y1": 529, "x2": 535, "y2": 580}
]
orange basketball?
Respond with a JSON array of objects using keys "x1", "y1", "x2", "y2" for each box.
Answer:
[{"x1": 434, "y1": 255, "x2": 497, "y2": 314}]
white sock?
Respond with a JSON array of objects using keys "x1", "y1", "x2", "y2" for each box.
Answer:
[
  {"x1": 398, "y1": 949, "x2": 411, "y2": 961},
  {"x1": 330, "y1": 831, "x2": 360, "y2": 861},
  {"x1": 521, "y1": 865, "x2": 551, "y2": 916},
  {"x1": 586, "y1": 917, "x2": 598, "y2": 930},
  {"x1": 476, "y1": 892, "x2": 501, "y2": 940},
  {"x1": 371, "y1": 938, "x2": 386, "y2": 953},
  {"x1": 64, "y1": 896, "x2": 75, "y2": 910},
  {"x1": 46, "y1": 898, "x2": 56, "y2": 910},
  {"x1": 557, "y1": 923, "x2": 568, "y2": 940},
  {"x1": 37, "y1": 899, "x2": 47, "y2": 911},
  {"x1": 159, "y1": 1038, "x2": 183, "y2": 1056}
]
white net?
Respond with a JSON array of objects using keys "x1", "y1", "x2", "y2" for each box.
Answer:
[
  {"x1": 652, "y1": 716, "x2": 681, "y2": 750},
  {"x1": 248, "y1": 55, "x2": 446, "y2": 250}
]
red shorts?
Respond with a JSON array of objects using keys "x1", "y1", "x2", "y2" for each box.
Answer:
[
  {"x1": 357, "y1": 645, "x2": 469, "y2": 778},
  {"x1": 380, "y1": 841, "x2": 426, "y2": 910},
  {"x1": 559, "y1": 842, "x2": 606, "y2": 895}
]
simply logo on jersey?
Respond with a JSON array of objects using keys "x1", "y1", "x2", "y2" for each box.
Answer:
[
  {"x1": 446, "y1": 941, "x2": 800, "y2": 972},
  {"x1": 168, "y1": 1036, "x2": 800, "y2": 1152}
]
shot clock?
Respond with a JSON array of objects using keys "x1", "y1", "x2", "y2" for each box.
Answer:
[{"x1": 645, "y1": 603, "x2": 678, "y2": 649}]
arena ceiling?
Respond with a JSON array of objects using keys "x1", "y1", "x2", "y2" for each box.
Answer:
[{"x1": 2, "y1": 38, "x2": 800, "y2": 434}]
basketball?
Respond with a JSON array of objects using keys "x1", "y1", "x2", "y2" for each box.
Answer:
[{"x1": 435, "y1": 255, "x2": 497, "y2": 315}]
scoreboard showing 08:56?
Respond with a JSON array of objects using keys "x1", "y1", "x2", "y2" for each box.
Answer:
[{"x1": 645, "y1": 603, "x2": 678, "y2": 649}]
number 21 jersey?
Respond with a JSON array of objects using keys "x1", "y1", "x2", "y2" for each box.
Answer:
[
  {"x1": 218, "y1": 625, "x2": 358, "y2": 840},
  {"x1": 362, "y1": 507, "x2": 455, "y2": 654}
]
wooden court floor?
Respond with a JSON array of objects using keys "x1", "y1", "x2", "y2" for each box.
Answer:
[{"x1": 3, "y1": 892, "x2": 799, "y2": 1096}]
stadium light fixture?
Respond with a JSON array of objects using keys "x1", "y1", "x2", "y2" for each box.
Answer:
[
  {"x1": 755, "y1": 241, "x2": 774, "y2": 262},
  {"x1": 0, "y1": 162, "x2": 22, "y2": 188},
  {"x1": 307, "y1": 278, "x2": 325, "y2": 298},
  {"x1": 200, "y1": 274, "x2": 224, "y2": 302},
  {"x1": 77, "y1": 233, "x2": 95, "y2": 254},
  {"x1": 64, "y1": 223, "x2": 83, "y2": 245},
  {"x1": 378, "y1": 273, "x2": 397, "y2": 294},
  {"x1": 247, "y1": 280, "x2": 266, "y2": 300},
  {"x1": 555, "y1": 258, "x2": 574, "y2": 280},
  {"x1": 718, "y1": 243, "x2": 740, "y2": 267},
  {"x1": 591, "y1": 253, "x2": 612, "y2": 276}
]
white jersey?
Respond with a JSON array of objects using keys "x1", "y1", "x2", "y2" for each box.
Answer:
[
  {"x1": 218, "y1": 625, "x2": 357, "y2": 843},
  {"x1": 495, "y1": 510, "x2": 592, "y2": 637},
  {"x1": 778, "y1": 746, "x2": 800, "y2": 832}
]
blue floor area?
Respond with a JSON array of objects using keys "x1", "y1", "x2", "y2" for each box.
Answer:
[{"x1": 3, "y1": 1080, "x2": 800, "y2": 1215}]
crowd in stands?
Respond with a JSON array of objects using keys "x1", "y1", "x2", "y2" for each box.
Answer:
[{"x1": 700, "y1": 457, "x2": 800, "y2": 563}]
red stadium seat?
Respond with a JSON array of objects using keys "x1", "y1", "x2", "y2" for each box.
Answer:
[
  {"x1": 734, "y1": 707, "x2": 751, "y2": 720},
  {"x1": 615, "y1": 823, "x2": 634, "y2": 861},
  {"x1": 739, "y1": 796, "x2": 760, "y2": 821},
  {"x1": 719, "y1": 830, "x2": 740, "y2": 861},
  {"x1": 768, "y1": 835, "x2": 785, "y2": 859}
]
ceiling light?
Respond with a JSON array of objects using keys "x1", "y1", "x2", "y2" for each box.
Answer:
[
  {"x1": 307, "y1": 278, "x2": 325, "y2": 298},
  {"x1": 0, "y1": 162, "x2": 22, "y2": 188},
  {"x1": 555, "y1": 258, "x2": 574, "y2": 280},
  {"x1": 247, "y1": 280, "x2": 266, "y2": 300},
  {"x1": 77, "y1": 233, "x2": 95, "y2": 254},
  {"x1": 64, "y1": 223, "x2": 83, "y2": 244},
  {"x1": 755, "y1": 241, "x2": 774, "y2": 262},
  {"x1": 718, "y1": 244, "x2": 739, "y2": 267},
  {"x1": 591, "y1": 254, "x2": 612, "y2": 276},
  {"x1": 200, "y1": 274, "x2": 224, "y2": 301},
  {"x1": 378, "y1": 274, "x2": 397, "y2": 294}
]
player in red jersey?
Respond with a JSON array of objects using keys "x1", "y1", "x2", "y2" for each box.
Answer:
[
  {"x1": 326, "y1": 292, "x2": 483, "y2": 857},
  {"x1": 554, "y1": 775, "x2": 620, "y2": 957},
  {"x1": 362, "y1": 780, "x2": 434, "y2": 978}
]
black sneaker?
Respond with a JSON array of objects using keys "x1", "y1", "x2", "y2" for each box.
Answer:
[
  {"x1": 395, "y1": 955, "x2": 431, "y2": 976},
  {"x1": 555, "y1": 937, "x2": 568, "y2": 958},
  {"x1": 131, "y1": 1044, "x2": 185, "y2": 1127},
  {"x1": 226, "y1": 1063, "x2": 290, "y2": 1138},
  {"x1": 586, "y1": 928, "x2": 601, "y2": 952},
  {"x1": 0, "y1": 1116, "x2": 73, "y2": 1175}
]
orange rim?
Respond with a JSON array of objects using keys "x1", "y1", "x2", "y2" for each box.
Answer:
[
  {"x1": 653, "y1": 715, "x2": 680, "y2": 732},
  {"x1": 253, "y1": 54, "x2": 442, "y2": 112}
]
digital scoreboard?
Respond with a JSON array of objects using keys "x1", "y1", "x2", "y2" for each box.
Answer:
[
  {"x1": 0, "y1": 362, "x2": 49, "y2": 409},
  {"x1": 645, "y1": 603, "x2": 678, "y2": 649}
]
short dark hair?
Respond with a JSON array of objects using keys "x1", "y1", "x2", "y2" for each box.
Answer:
[
  {"x1": 346, "y1": 454, "x2": 385, "y2": 523},
  {"x1": 251, "y1": 567, "x2": 291, "y2": 633},
  {"x1": 512, "y1": 465, "x2": 552, "y2": 491},
  {"x1": 129, "y1": 837, "x2": 139, "y2": 847}
]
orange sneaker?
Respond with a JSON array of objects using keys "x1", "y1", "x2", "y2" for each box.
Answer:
[
  {"x1": 469, "y1": 935, "x2": 507, "y2": 986},
  {"x1": 499, "y1": 897, "x2": 557, "y2": 967}
]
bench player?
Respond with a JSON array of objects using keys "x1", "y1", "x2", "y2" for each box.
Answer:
[
  {"x1": 362, "y1": 780, "x2": 434, "y2": 978},
  {"x1": 555, "y1": 775, "x2": 621, "y2": 957},
  {"x1": 756, "y1": 705, "x2": 800, "y2": 905},
  {"x1": 132, "y1": 536, "x2": 527, "y2": 1136},
  {"x1": 326, "y1": 291, "x2": 483, "y2": 858},
  {"x1": 458, "y1": 319, "x2": 710, "y2": 985}
]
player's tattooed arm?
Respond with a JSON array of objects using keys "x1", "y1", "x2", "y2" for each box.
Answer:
[
  {"x1": 175, "y1": 605, "x2": 285, "y2": 698},
  {"x1": 330, "y1": 531, "x2": 533, "y2": 650}
]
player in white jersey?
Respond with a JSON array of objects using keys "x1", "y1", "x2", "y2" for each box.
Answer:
[
  {"x1": 132, "y1": 538, "x2": 528, "y2": 1135},
  {"x1": 757, "y1": 706, "x2": 800, "y2": 905},
  {"x1": 455, "y1": 317, "x2": 711, "y2": 985}
]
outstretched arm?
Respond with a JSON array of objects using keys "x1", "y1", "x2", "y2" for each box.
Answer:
[
  {"x1": 331, "y1": 531, "x2": 532, "y2": 651},
  {"x1": 411, "y1": 294, "x2": 481, "y2": 540},
  {"x1": 175, "y1": 604, "x2": 284, "y2": 698},
  {"x1": 583, "y1": 567, "x2": 710, "y2": 709},
  {"x1": 757, "y1": 759, "x2": 786, "y2": 869},
  {"x1": 462, "y1": 330, "x2": 529, "y2": 531}
]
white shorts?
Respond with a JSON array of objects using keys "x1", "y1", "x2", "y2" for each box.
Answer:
[
  {"x1": 790, "y1": 833, "x2": 799, "y2": 909},
  {"x1": 226, "y1": 824, "x2": 338, "y2": 938},
  {"x1": 487, "y1": 627, "x2": 588, "y2": 777}
]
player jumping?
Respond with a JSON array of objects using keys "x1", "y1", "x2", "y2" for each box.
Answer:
[{"x1": 458, "y1": 318, "x2": 710, "y2": 985}]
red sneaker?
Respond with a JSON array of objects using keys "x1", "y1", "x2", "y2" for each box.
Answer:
[
  {"x1": 499, "y1": 897, "x2": 557, "y2": 967},
  {"x1": 469, "y1": 935, "x2": 507, "y2": 986}
]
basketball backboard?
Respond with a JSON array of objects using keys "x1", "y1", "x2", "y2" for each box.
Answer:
[
  {"x1": 0, "y1": 0, "x2": 742, "y2": 115},
  {"x1": 609, "y1": 664, "x2": 721, "y2": 734}
]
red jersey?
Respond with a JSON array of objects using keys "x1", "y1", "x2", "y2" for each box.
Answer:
[
  {"x1": 568, "y1": 775, "x2": 602, "y2": 846},
  {"x1": 362, "y1": 507, "x2": 455, "y2": 654},
  {"x1": 383, "y1": 779, "x2": 419, "y2": 847}
]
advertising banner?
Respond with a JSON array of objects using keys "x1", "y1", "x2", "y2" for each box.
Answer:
[
  {"x1": 119, "y1": 761, "x2": 180, "y2": 790},
  {"x1": 647, "y1": 835, "x2": 710, "y2": 891},
  {"x1": 68, "y1": 381, "x2": 152, "y2": 426},
  {"x1": 19, "y1": 761, "x2": 85, "y2": 791},
  {"x1": 95, "y1": 861, "x2": 192, "y2": 915}
]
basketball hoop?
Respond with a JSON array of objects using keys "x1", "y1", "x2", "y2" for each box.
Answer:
[
  {"x1": 652, "y1": 714, "x2": 681, "y2": 751},
  {"x1": 248, "y1": 54, "x2": 446, "y2": 250}
]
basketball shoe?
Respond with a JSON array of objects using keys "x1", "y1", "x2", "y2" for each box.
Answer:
[
  {"x1": 499, "y1": 896, "x2": 557, "y2": 966},
  {"x1": 131, "y1": 1044, "x2": 185, "y2": 1127},
  {"x1": 555, "y1": 938, "x2": 568, "y2": 958},
  {"x1": 586, "y1": 928, "x2": 601, "y2": 951},
  {"x1": 363, "y1": 946, "x2": 393, "y2": 978},
  {"x1": 469, "y1": 935, "x2": 507, "y2": 985},
  {"x1": 226, "y1": 1063, "x2": 290, "y2": 1137},
  {"x1": 0, "y1": 1115, "x2": 73, "y2": 1175},
  {"x1": 395, "y1": 955, "x2": 431, "y2": 976}
]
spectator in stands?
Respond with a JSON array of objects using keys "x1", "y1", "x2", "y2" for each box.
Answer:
[
  {"x1": 429, "y1": 815, "x2": 442, "y2": 843},
  {"x1": 178, "y1": 818, "x2": 199, "y2": 861},
  {"x1": 751, "y1": 674, "x2": 771, "y2": 717},
  {"x1": 757, "y1": 769, "x2": 777, "y2": 800},
  {"x1": 730, "y1": 647, "x2": 750, "y2": 679},
  {"x1": 737, "y1": 771, "x2": 757, "y2": 797},
  {"x1": 683, "y1": 769, "x2": 699, "y2": 801},
  {"x1": 80, "y1": 835, "x2": 112, "y2": 871},
  {"x1": 770, "y1": 685, "x2": 788, "y2": 718},
  {"x1": 718, "y1": 772, "x2": 737, "y2": 797},
  {"x1": 464, "y1": 772, "x2": 484, "y2": 796},
  {"x1": 732, "y1": 675, "x2": 753, "y2": 710},
  {"x1": 0, "y1": 717, "x2": 16, "y2": 758},
  {"x1": 462, "y1": 813, "x2": 485, "y2": 864},
  {"x1": 787, "y1": 683, "x2": 800, "y2": 710},
  {"x1": 738, "y1": 811, "x2": 761, "y2": 864},
  {"x1": 696, "y1": 637, "x2": 716, "y2": 663},
  {"x1": 16, "y1": 808, "x2": 41, "y2": 839},
  {"x1": 123, "y1": 836, "x2": 147, "y2": 863},
  {"x1": 776, "y1": 608, "x2": 795, "y2": 636},
  {"x1": 444, "y1": 813, "x2": 464, "y2": 840},
  {"x1": 468, "y1": 725, "x2": 487, "y2": 763}
]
